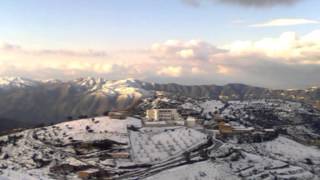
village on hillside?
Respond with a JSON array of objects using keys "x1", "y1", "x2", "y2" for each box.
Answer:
[
  {"x1": 1, "y1": 94, "x2": 320, "y2": 180},
  {"x1": 51, "y1": 104, "x2": 279, "y2": 179}
]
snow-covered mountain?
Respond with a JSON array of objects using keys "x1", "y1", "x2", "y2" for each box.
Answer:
[
  {"x1": 72, "y1": 77, "x2": 152, "y2": 97},
  {"x1": 0, "y1": 77, "x2": 39, "y2": 89},
  {"x1": 0, "y1": 77, "x2": 155, "y2": 131},
  {"x1": 0, "y1": 77, "x2": 152, "y2": 97},
  {"x1": 0, "y1": 77, "x2": 319, "y2": 132}
]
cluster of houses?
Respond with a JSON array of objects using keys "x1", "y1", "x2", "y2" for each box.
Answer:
[
  {"x1": 143, "y1": 108, "x2": 253, "y2": 133},
  {"x1": 144, "y1": 109, "x2": 197, "y2": 127},
  {"x1": 142, "y1": 108, "x2": 277, "y2": 141},
  {"x1": 211, "y1": 115, "x2": 278, "y2": 143},
  {"x1": 106, "y1": 107, "x2": 277, "y2": 142},
  {"x1": 73, "y1": 108, "x2": 277, "y2": 179},
  {"x1": 106, "y1": 108, "x2": 197, "y2": 128}
]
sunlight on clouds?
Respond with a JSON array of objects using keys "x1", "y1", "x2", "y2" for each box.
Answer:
[
  {"x1": 0, "y1": 29, "x2": 320, "y2": 87},
  {"x1": 302, "y1": 30, "x2": 320, "y2": 43},
  {"x1": 223, "y1": 30, "x2": 320, "y2": 64},
  {"x1": 191, "y1": 67, "x2": 206, "y2": 74},
  {"x1": 157, "y1": 66, "x2": 183, "y2": 77},
  {"x1": 217, "y1": 65, "x2": 231, "y2": 75},
  {"x1": 177, "y1": 49, "x2": 195, "y2": 59},
  {"x1": 250, "y1": 18, "x2": 319, "y2": 27},
  {"x1": 66, "y1": 62, "x2": 91, "y2": 70},
  {"x1": 151, "y1": 39, "x2": 223, "y2": 61},
  {"x1": 93, "y1": 64, "x2": 113, "y2": 73}
]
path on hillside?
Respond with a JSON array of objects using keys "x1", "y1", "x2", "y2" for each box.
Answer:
[{"x1": 115, "y1": 138, "x2": 223, "y2": 179}]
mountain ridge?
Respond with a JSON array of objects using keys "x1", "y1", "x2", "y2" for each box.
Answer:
[
  {"x1": 0, "y1": 77, "x2": 319, "y2": 132},
  {"x1": 1, "y1": 76, "x2": 319, "y2": 90},
  {"x1": 1, "y1": 76, "x2": 319, "y2": 93}
]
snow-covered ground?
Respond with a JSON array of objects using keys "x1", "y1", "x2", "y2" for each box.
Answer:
[
  {"x1": 35, "y1": 116, "x2": 142, "y2": 144},
  {"x1": 1, "y1": 97, "x2": 320, "y2": 180},
  {"x1": 0, "y1": 129, "x2": 54, "y2": 179},
  {"x1": 200, "y1": 100, "x2": 225, "y2": 115},
  {"x1": 0, "y1": 117, "x2": 143, "y2": 180},
  {"x1": 146, "y1": 136, "x2": 320, "y2": 180},
  {"x1": 181, "y1": 102, "x2": 202, "y2": 112},
  {"x1": 130, "y1": 127, "x2": 208, "y2": 164},
  {"x1": 0, "y1": 170, "x2": 44, "y2": 180},
  {"x1": 145, "y1": 161, "x2": 238, "y2": 180},
  {"x1": 242, "y1": 136, "x2": 320, "y2": 163}
]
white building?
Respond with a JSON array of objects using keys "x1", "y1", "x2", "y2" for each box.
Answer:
[
  {"x1": 146, "y1": 109, "x2": 181, "y2": 122},
  {"x1": 185, "y1": 116, "x2": 197, "y2": 127}
]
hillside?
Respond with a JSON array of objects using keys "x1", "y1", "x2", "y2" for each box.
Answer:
[
  {"x1": 0, "y1": 116, "x2": 319, "y2": 179},
  {"x1": 0, "y1": 77, "x2": 319, "y2": 132},
  {"x1": 146, "y1": 136, "x2": 320, "y2": 180}
]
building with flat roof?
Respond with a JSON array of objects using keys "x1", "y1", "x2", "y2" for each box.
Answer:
[
  {"x1": 218, "y1": 121, "x2": 255, "y2": 135},
  {"x1": 146, "y1": 109, "x2": 181, "y2": 122}
]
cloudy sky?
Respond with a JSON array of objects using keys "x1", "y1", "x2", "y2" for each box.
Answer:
[{"x1": 0, "y1": 0, "x2": 320, "y2": 89}]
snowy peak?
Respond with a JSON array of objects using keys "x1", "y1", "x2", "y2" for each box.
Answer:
[
  {"x1": 101, "y1": 79, "x2": 153, "y2": 98},
  {"x1": 73, "y1": 77, "x2": 144, "y2": 88},
  {"x1": 111, "y1": 78, "x2": 144, "y2": 87},
  {"x1": 72, "y1": 77, "x2": 152, "y2": 97},
  {"x1": 0, "y1": 77, "x2": 39, "y2": 89},
  {"x1": 72, "y1": 77, "x2": 107, "y2": 90},
  {"x1": 41, "y1": 79, "x2": 62, "y2": 84},
  {"x1": 75, "y1": 77, "x2": 106, "y2": 85}
]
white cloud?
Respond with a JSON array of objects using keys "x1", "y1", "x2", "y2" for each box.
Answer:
[
  {"x1": 151, "y1": 39, "x2": 224, "y2": 61},
  {"x1": 191, "y1": 66, "x2": 206, "y2": 74},
  {"x1": 157, "y1": 66, "x2": 183, "y2": 77},
  {"x1": 223, "y1": 30, "x2": 320, "y2": 64},
  {"x1": 216, "y1": 65, "x2": 231, "y2": 75},
  {"x1": 250, "y1": 18, "x2": 319, "y2": 27},
  {"x1": 177, "y1": 49, "x2": 195, "y2": 59},
  {"x1": 1, "y1": 30, "x2": 320, "y2": 88}
]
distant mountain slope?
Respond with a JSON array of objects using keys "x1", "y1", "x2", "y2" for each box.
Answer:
[
  {"x1": 0, "y1": 78, "x2": 152, "y2": 129},
  {"x1": 0, "y1": 77, "x2": 39, "y2": 89},
  {"x1": 147, "y1": 83, "x2": 270, "y2": 99},
  {"x1": 0, "y1": 77, "x2": 319, "y2": 131}
]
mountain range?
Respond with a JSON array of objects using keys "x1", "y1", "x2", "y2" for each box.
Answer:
[{"x1": 0, "y1": 77, "x2": 319, "y2": 132}]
